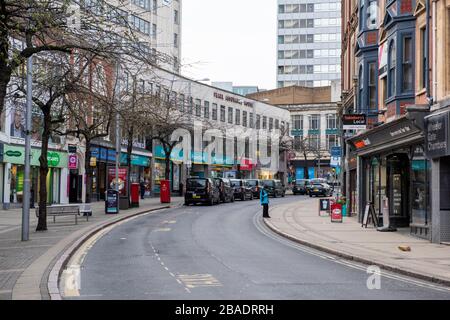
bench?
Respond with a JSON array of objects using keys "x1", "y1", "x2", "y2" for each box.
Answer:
[
  {"x1": 35, "y1": 205, "x2": 88, "y2": 225},
  {"x1": 79, "y1": 204, "x2": 92, "y2": 217}
]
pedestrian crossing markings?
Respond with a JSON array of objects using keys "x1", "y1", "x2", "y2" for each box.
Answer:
[{"x1": 177, "y1": 274, "x2": 222, "y2": 288}]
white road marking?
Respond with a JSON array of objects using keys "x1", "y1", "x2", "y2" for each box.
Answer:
[
  {"x1": 177, "y1": 274, "x2": 222, "y2": 289},
  {"x1": 253, "y1": 212, "x2": 450, "y2": 293}
]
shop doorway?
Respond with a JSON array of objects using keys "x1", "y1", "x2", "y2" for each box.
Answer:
[
  {"x1": 69, "y1": 171, "x2": 82, "y2": 203},
  {"x1": 387, "y1": 154, "x2": 410, "y2": 228}
]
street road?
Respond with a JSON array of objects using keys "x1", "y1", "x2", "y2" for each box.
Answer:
[{"x1": 68, "y1": 196, "x2": 450, "y2": 299}]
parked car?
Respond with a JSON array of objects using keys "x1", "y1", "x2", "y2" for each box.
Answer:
[
  {"x1": 184, "y1": 178, "x2": 220, "y2": 206},
  {"x1": 293, "y1": 179, "x2": 311, "y2": 195},
  {"x1": 230, "y1": 179, "x2": 253, "y2": 201},
  {"x1": 261, "y1": 179, "x2": 285, "y2": 198},
  {"x1": 213, "y1": 178, "x2": 234, "y2": 203},
  {"x1": 246, "y1": 179, "x2": 262, "y2": 198},
  {"x1": 309, "y1": 183, "x2": 333, "y2": 197}
]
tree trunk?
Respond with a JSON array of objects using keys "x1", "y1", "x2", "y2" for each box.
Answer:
[
  {"x1": 304, "y1": 152, "x2": 309, "y2": 179},
  {"x1": 84, "y1": 138, "x2": 92, "y2": 203},
  {"x1": 36, "y1": 111, "x2": 51, "y2": 231},
  {"x1": 126, "y1": 127, "x2": 133, "y2": 205}
]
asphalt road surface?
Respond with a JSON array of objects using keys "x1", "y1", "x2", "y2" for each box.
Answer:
[{"x1": 68, "y1": 196, "x2": 450, "y2": 300}]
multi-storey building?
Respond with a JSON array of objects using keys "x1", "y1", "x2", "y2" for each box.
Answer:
[
  {"x1": 343, "y1": 0, "x2": 450, "y2": 243},
  {"x1": 249, "y1": 85, "x2": 341, "y2": 181},
  {"x1": 277, "y1": 0, "x2": 342, "y2": 88}
]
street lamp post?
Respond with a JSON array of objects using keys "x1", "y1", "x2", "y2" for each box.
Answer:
[{"x1": 22, "y1": 56, "x2": 33, "y2": 241}]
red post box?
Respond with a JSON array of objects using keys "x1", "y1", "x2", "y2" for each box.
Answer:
[
  {"x1": 160, "y1": 180, "x2": 171, "y2": 203},
  {"x1": 130, "y1": 183, "x2": 140, "y2": 208}
]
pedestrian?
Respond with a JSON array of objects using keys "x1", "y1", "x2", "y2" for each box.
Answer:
[
  {"x1": 260, "y1": 185, "x2": 270, "y2": 218},
  {"x1": 140, "y1": 179, "x2": 146, "y2": 200}
]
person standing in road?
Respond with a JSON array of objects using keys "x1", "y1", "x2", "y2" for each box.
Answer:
[{"x1": 260, "y1": 186, "x2": 270, "y2": 218}]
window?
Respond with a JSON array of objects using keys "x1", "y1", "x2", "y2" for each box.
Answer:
[
  {"x1": 129, "y1": 15, "x2": 151, "y2": 35},
  {"x1": 152, "y1": 24, "x2": 157, "y2": 40},
  {"x1": 367, "y1": 1, "x2": 378, "y2": 29},
  {"x1": 292, "y1": 115, "x2": 303, "y2": 130},
  {"x1": 388, "y1": 41, "x2": 396, "y2": 97},
  {"x1": 327, "y1": 135, "x2": 339, "y2": 149},
  {"x1": 188, "y1": 97, "x2": 193, "y2": 114},
  {"x1": 256, "y1": 115, "x2": 261, "y2": 129},
  {"x1": 269, "y1": 118, "x2": 274, "y2": 131},
  {"x1": 243, "y1": 111, "x2": 248, "y2": 127},
  {"x1": 420, "y1": 27, "x2": 427, "y2": 89},
  {"x1": 174, "y1": 9, "x2": 179, "y2": 24},
  {"x1": 326, "y1": 114, "x2": 336, "y2": 129},
  {"x1": 262, "y1": 116, "x2": 267, "y2": 129},
  {"x1": 309, "y1": 115, "x2": 320, "y2": 130},
  {"x1": 174, "y1": 33, "x2": 178, "y2": 48},
  {"x1": 275, "y1": 119, "x2": 279, "y2": 130},
  {"x1": 308, "y1": 135, "x2": 320, "y2": 150},
  {"x1": 195, "y1": 99, "x2": 201, "y2": 117},
  {"x1": 369, "y1": 62, "x2": 377, "y2": 109},
  {"x1": 132, "y1": 0, "x2": 151, "y2": 10},
  {"x1": 402, "y1": 36, "x2": 413, "y2": 91},
  {"x1": 204, "y1": 101, "x2": 210, "y2": 119},
  {"x1": 249, "y1": 113, "x2": 254, "y2": 128},
  {"x1": 235, "y1": 109, "x2": 240, "y2": 125},
  {"x1": 212, "y1": 103, "x2": 218, "y2": 120},
  {"x1": 178, "y1": 94, "x2": 185, "y2": 112},
  {"x1": 220, "y1": 105, "x2": 225, "y2": 122},
  {"x1": 228, "y1": 107, "x2": 233, "y2": 124},
  {"x1": 152, "y1": 0, "x2": 157, "y2": 13}
]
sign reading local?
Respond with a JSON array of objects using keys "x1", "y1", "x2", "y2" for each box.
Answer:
[
  {"x1": 342, "y1": 114, "x2": 367, "y2": 130},
  {"x1": 425, "y1": 112, "x2": 449, "y2": 159}
]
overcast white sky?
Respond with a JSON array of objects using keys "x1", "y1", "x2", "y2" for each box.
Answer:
[{"x1": 181, "y1": 0, "x2": 277, "y2": 90}]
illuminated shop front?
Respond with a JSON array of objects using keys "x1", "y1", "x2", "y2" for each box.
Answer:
[
  {"x1": 1, "y1": 144, "x2": 68, "y2": 209},
  {"x1": 350, "y1": 117, "x2": 430, "y2": 238}
]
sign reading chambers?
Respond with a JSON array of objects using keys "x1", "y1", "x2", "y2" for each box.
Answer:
[{"x1": 425, "y1": 112, "x2": 449, "y2": 159}]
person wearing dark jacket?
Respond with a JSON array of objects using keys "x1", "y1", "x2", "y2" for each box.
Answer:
[
  {"x1": 139, "y1": 179, "x2": 146, "y2": 200},
  {"x1": 260, "y1": 186, "x2": 270, "y2": 218}
]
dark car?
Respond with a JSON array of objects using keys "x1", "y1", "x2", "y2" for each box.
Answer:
[
  {"x1": 309, "y1": 183, "x2": 333, "y2": 197},
  {"x1": 261, "y1": 179, "x2": 285, "y2": 198},
  {"x1": 184, "y1": 178, "x2": 220, "y2": 206},
  {"x1": 230, "y1": 179, "x2": 253, "y2": 201},
  {"x1": 293, "y1": 179, "x2": 311, "y2": 195},
  {"x1": 213, "y1": 178, "x2": 234, "y2": 203},
  {"x1": 246, "y1": 179, "x2": 262, "y2": 198}
]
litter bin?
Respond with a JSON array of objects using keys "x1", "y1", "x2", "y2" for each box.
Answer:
[
  {"x1": 130, "y1": 183, "x2": 140, "y2": 208},
  {"x1": 105, "y1": 189, "x2": 119, "y2": 214},
  {"x1": 160, "y1": 180, "x2": 171, "y2": 203}
]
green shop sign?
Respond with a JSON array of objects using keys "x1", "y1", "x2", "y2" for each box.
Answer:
[{"x1": 3, "y1": 145, "x2": 67, "y2": 168}]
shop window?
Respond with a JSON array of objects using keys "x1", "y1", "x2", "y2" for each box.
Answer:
[{"x1": 411, "y1": 146, "x2": 430, "y2": 225}]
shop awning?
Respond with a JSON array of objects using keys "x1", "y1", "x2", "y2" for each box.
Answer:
[{"x1": 348, "y1": 116, "x2": 424, "y2": 156}]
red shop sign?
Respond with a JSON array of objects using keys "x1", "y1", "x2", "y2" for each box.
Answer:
[{"x1": 331, "y1": 203, "x2": 343, "y2": 223}]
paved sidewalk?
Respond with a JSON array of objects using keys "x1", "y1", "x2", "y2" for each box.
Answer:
[
  {"x1": 264, "y1": 198, "x2": 450, "y2": 285},
  {"x1": 0, "y1": 197, "x2": 183, "y2": 300}
]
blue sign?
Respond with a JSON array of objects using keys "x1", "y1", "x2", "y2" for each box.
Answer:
[
  {"x1": 296, "y1": 168, "x2": 304, "y2": 180},
  {"x1": 308, "y1": 167, "x2": 315, "y2": 179},
  {"x1": 331, "y1": 147, "x2": 342, "y2": 157}
]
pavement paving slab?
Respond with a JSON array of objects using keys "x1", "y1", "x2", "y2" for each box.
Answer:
[
  {"x1": 264, "y1": 198, "x2": 450, "y2": 286},
  {"x1": 0, "y1": 197, "x2": 183, "y2": 300}
]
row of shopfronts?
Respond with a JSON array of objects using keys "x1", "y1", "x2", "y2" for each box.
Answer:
[
  {"x1": 0, "y1": 143, "x2": 68, "y2": 209},
  {"x1": 347, "y1": 104, "x2": 450, "y2": 243}
]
